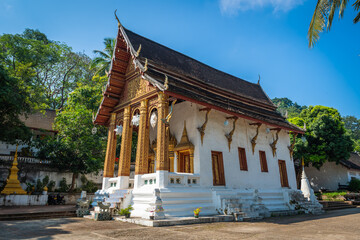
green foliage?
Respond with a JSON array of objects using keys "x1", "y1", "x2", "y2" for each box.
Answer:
[
  {"x1": 80, "y1": 175, "x2": 98, "y2": 193},
  {"x1": 349, "y1": 178, "x2": 360, "y2": 192},
  {"x1": 272, "y1": 97, "x2": 306, "y2": 118},
  {"x1": 58, "y1": 177, "x2": 70, "y2": 192},
  {"x1": 118, "y1": 205, "x2": 134, "y2": 216},
  {"x1": 343, "y1": 116, "x2": 360, "y2": 152},
  {"x1": 0, "y1": 29, "x2": 94, "y2": 110},
  {"x1": 0, "y1": 65, "x2": 32, "y2": 144},
  {"x1": 289, "y1": 105, "x2": 354, "y2": 169},
  {"x1": 47, "y1": 180, "x2": 56, "y2": 192},
  {"x1": 90, "y1": 38, "x2": 115, "y2": 76},
  {"x1": 28, "y1": 176, "x2": 55, "y2": 193},
  {"x1": 35, "y1": 77, "x2": 107, "y2": 190}
]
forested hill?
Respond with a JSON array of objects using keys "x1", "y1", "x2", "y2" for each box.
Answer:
[{"x1": 272, "y1": 97, "x2": 360, "y2": 155}]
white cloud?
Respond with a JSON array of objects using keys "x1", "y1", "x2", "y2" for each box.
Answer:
[{"x1": 219, "y1": 0, "x2": 306, "y2": 15}]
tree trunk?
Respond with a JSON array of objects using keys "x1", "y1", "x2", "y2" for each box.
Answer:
[{"x1": 70, "y1": 173, "x2": 78, "y2": 192}]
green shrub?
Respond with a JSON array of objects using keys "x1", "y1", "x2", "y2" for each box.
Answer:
[
  {"x1": 79, "y1": 175, "x2": 98, "y2": 193},
  {"x1": 47, "y1": 180, "x2": 55, "y2": 192},
  {"x1": 58, "y1": 177, "x2": 70, "y2": 192},
  {"x1": 118, "y1": 205, "x2": 134, "y2": 216},
  {"x1": 349, "y1": 179, "x2": 360, "y2": 192}
]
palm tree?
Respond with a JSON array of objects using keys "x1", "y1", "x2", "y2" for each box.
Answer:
[
  {"x1": 308, "y1": 0, "x2": 360, "y2": 48},
  {"x1": 90, "y1": 38, "x2": 115, "y2": 76}
]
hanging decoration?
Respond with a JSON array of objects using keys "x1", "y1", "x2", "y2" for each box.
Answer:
[
  {"x1": 150, "y1": 112, "x2": 158, "y2": 129},
  {"x1": 91, "y1": 127, "x2": 97, "y2": 135},
  {"x1": 249, "y1": 122, "x2": 262, "y2": 154},
  {"x1": 132, "y1": 114, "x2": 140, "y2": 127},
  {"x1": 269, "y1": 128, "x2": 281, "y2": 157},
  {"x1": 197, "y1": 108, "x2": 211, "y2": 145},
  {"x1": 114, "y1": 125, "x2": 123, "y2": 136},
  {"x1": 224, "y1": 116, "x2": 238, "y2": 151}
]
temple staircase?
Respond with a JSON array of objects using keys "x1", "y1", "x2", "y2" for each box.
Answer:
[{"x1": 212, "y1": 188, "x2": 293, "y2": 220}]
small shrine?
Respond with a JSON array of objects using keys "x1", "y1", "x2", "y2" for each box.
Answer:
[{"x1": 1, "y1": 145, "x2": 26, "y2": 195}]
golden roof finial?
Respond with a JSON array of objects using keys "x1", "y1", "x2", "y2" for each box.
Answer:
[{"x1": 114, "y1": 9, "x2": 122, "y2": 28}]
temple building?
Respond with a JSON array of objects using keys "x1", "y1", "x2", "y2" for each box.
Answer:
[{"x1": 93, "y1": 18, "x2": 321, "y2": 219}]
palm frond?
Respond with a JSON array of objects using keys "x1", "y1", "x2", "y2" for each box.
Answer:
[
  {"x1": 339, "y1": 0, "x2": 349, "y2": 18},
  {"x1": 93, "y1": 50, "x2": 111, "y2": 60},
  {"x1": 308, "y1": 0, "x2": 331, "y2": 48},
  {"x1": 353, "y1": 0, "x2": 360, "y2": 23},
  {"x1": 328, "y1": 0, "x2": 341, "y2": 30}
]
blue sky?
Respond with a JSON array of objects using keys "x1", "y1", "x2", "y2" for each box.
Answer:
[{"x1": 1, "y1": 0, "x2": 359, "y2": 117}]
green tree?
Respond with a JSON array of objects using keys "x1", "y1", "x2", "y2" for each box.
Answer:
[
  {"x1": 36, "y1": 76, "x2": 108, "y2": 190},
  {"x1": 289, "y1": 105, "x2": 354, "y2": 168},
  {"x1": 308, "y1": 0, "x2": 360, "y2": 47},
  {"x1": 90, "y1": 38, "x2": 115, "y2": 76},
  {"x1": 0, "y1": 29, "x2": 93, "y2": 110},
  {"x1": 0, "y1": 65, "x2": 31, "y2": 144},
  {"x1": 272, "y1": 97, "x2": 306, "y2": 118},
  {"x1": 343, "y1": 115, "x2": 360, "y2": 152}
]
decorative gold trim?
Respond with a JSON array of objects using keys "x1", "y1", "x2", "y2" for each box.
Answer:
[
  {"x1": 161, "y1": 99, "x2": 177, "y2": 127},
  {"x1": 135, "y1": 44, "x2": 142, "y2": 57},
  {"x1": 114, "y1": 10, "x2": 122, "y2": 28},
  {"x1": 269, "y1": 128, "x2": 281, "y2": 157},
  {"x1": 225, "y1": 116, "x2": 238, "y2": 152},
  {"x1": 197, "y1": 108, "x2": 211, "y2": 145},
  {"x1": 163, "y1": 75, "x2": 169, "y2": 90},
  {"x1": 143, "y1": 58, "x2": 148, "y2": 72},
  {"x1": 249, "y1": 122, "x2": 262, "y2": 154},
  {"x1": 288, "y1": 133, "x2": 298, "y2": 160}
]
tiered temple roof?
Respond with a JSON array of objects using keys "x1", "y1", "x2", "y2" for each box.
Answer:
[{"x1": 94, "y1": 23, "x2": 304, "y2": 134}]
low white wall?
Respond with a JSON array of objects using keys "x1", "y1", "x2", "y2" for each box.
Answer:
[
  {"x1": 0, "y1": 194, "x2": 48, "y2": 206},
  {"x1": 305, "y1": 162, "x2": 354, "y2": 191}
]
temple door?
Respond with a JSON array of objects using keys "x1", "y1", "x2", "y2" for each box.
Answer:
[
  {"x1": 211, "y1": 151, "x2": 225, "y2": 186},
  {"x1": 278, "y1": 160, "x2": 289, "y2": 187},
  {"x1": 178, "y1": 152, "x2": 191, "y2": 173}
]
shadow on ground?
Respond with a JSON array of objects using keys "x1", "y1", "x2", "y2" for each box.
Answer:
[
  {"x1": 262, "y1": 207, "x2": 360, "y2": 225},
  {"x1": 0, "y1": 218, "x2": 78, "y2": 240}
]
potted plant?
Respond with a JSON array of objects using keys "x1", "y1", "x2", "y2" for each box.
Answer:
[
  {"x1": 119, "y1": 205, "x2": 133, "y2": 218},
  {"x1": 193, "y1": 207, "x2": 202, "y2": 218}
]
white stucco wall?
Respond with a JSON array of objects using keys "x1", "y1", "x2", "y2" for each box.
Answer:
[
  {"x1": 168, "y1": 101, "x2": 297, "y2": 190},
  {"x1": 305, "y1": 162, "x2": 356, "y2": 191}
]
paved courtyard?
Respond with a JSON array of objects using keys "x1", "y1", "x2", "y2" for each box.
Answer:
[{"x1": 1, "y1": 208, "x2": 359, "y2": 240}]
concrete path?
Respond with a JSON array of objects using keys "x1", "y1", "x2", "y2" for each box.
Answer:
[{"x1": 1, "y1": 208, "x2": 360, "y2": 239}]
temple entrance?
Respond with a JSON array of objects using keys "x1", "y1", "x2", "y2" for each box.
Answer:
[
  {"x1": 178, "y1": 152, "x2": 191, "y2": 173},
  {"x1": 211, "y1": 151, "x2": 225, "y2": 186},
  {"x1": 278, "y1": 160, "x2": 289, "y2": 187}
]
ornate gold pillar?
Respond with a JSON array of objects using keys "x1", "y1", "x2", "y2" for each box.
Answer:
[
  {"x1": 156, "y1": 92, "x2": 169, "y2": 171},
  {"x1": 135, "y1": 99, "x2": 149, "y2": 174},
  {"x1": 118, "y1": 106, "x2": 132, "y2": 177},
  {"x1": 103, "y1": 113, "x2": 117, "y2": 178}
]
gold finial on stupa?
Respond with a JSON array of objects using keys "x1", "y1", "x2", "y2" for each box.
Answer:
[{"x1": 1, "y1": 145, "x2": 27, "y2": 195}]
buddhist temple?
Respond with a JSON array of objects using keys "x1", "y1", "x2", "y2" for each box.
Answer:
[{"x1": 93, "y1": 15, "x2": 322, "y2": 219}]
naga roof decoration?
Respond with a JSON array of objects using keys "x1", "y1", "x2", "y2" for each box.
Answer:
[{"x1": 94, "y1": 14, "x2": 304, "y2": 133}]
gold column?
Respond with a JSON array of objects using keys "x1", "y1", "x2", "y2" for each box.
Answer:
[
  {"x1": 103, "y1": 113, "x2": 117, "y2": 178},
  {"x1": 118, "y1": 106, "x2": 132, "y2": 176},
  {"x1": 135, "y1": 99, "x2": 149, "y2": 174},
  {"x1": 156, "y1": 92, "x2": 169, "y2": 171}
]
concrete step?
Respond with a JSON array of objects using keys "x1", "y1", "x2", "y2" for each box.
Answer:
[
  {"x1": 0, "y1": 210, "x2": 76, "y2": 221},
  {"x1": 319, "y1": 201, "x2": 357, "y2": 210}
]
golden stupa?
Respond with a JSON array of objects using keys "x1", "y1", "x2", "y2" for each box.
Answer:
[{"x1": 1, "y1": 145, "x2": 27, "y2": 195}]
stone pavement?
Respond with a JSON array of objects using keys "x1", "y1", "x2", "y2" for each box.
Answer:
[{"x1": 1, "y1": 208, "x2": 360, "y2": 240}]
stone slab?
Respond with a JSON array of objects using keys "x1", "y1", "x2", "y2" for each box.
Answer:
[{"x1": 114, "y1": 215, "x2": 234, "y2": 227}]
